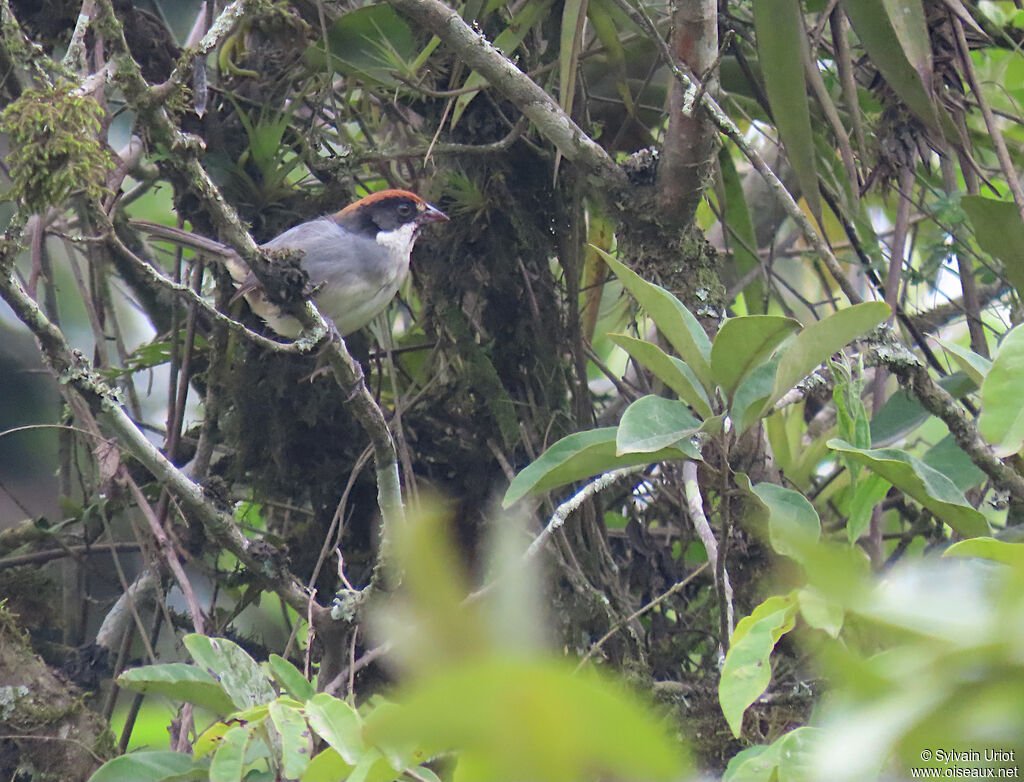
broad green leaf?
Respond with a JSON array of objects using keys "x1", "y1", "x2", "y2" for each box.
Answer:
[
  {"x1": 934, "y1": 337, "x2": 992, "y2": 387},
  {"x1": 841, "y1": 0, "x2": 941, "y2": 131},
  {"x1": 870, "y1": 372, "x2": 975, "y2": 446},
  {"x1": 754, "y1": 0, "x2": 820, "y2": 220},
  {"x1": 502, "y1": 428, "x2": 695, "y2": 507},
  {"x1": 846, "y1": 473, "x2": 891, "y2": 544},
  {"x1": 609, "y1": 333, "x2": 713, "y2": 419},
  {"x1": 797, "y1": 587, "x2": 844, "y2": 637},
  {"x1": 209, "y1": 724, "x2": 253, "y2": 782},
  {"x1": 616, "y1": 395, "x2": 703, "y2": 455},
  {"x1": 305, "y1": 693, "x2": 365, "y2": 764},
  {"x1": 922, "y1": 434, "x2": 985, "y2": 493},
  {"x1": 301, "y1": 749, "x2": 355, "y2": 782},
  {"x1": 594, "y1": 247, "x2": 714, "y2": 390},
  {"x1": 722, "y1": 744, "x2": 775, "y2": 782},
  {"x1": 450, "y1": 0, "x2": 556, "y2": 126},
  {"x1": 731, "y1": 356, "x2": 780, "y2": 433},
  {"x1": 719, "y1": 594, "x2": 799, "y2": 737},
  {"x1": 88, "y1": 751, "x2": 199, "y2": 782},
  {"x1": 307, "y1": 6, "x2": 417, "y2": 87},
  {"x1": 723, "y1": 726, "x2": 820, "y2": 782},
  {"x1": 195, "y1": 721, "x2": 231, "y2": 759},
  {"x1": 827, "y1": 440, "x2": 989, "y2": 537},
  {"x1": 741, "y1": 478, "x2": 821, "y2": 562},
  {"x1": 270, "y1": 700, "x2": 314, "y2": 779},
  {"x1": 943, "y1": 537, "x2": 1024, "y2": 567},
  {"x1": 961, "y1": 195, "x2": 1024, "y2": 298},
  {"x1": 346, "y1": 747, "x2": 400, "y2": 782},
  {"x1": 763, "y1": 301, "x2": 890, "y2": 417},
  {"x1": 267, "y1": 654, "x2": 315, "y2": 701},
  {"x1": 364, "y1": 657, "x2": 691, "y2": 781},
  {"x1": 183, "y1": 635, "x2": 275, "y2": 711},
  {"x1": 711, "y1": 315, "x2": 799, "y2": 397},
  {"x1": 718, "y1": 146, "x2": 764, "y2": 312},
  {"x1": 116, "y1": 663, "x2": 236, "y2": 716},
  {"x1": 979, "y1": 323, "x2": 1024, "y2": 457}
]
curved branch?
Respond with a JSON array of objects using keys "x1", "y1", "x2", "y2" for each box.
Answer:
[
  {"x1": 95, "y1": 0, "x2": 407, "y2": 585},
  {"x1": 0, "y1": 231, "x2": 312, "y2": 614},
  {"x1": 869, "y1": 338, "x2": 1024, "y2": 504},
  {"x1": 385, "y1": 0, "x2": 627, "y2": 192}
]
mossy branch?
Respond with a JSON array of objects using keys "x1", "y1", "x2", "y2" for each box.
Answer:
[{"x1": 868, "y1": 337, "x2": 1024, "y2": 504}]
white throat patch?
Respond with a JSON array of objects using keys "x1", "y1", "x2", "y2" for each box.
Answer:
[{"x1": 376, "y1": 221, "x2": 419, "y2": 255}]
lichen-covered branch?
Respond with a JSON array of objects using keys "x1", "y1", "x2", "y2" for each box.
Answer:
[
  {"x1": 385, "y1": 0, "x2": 627, "y2": 193},
  {"x1": 94, "y1": 0, "x2": 406, "y2": 583},
  {"x1": 0, "y1": 225, "x2": 313, "y2": 613},
  {"x1": 870, "y1": 339, "x2": 1024, "y2": 503}
]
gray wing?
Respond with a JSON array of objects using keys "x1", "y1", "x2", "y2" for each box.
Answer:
[{"x1": 262, "y1": 218, "x2": 392, "y2": 289}]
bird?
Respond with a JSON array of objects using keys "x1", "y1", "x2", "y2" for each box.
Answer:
[{"x1": 134, "y1": 189, "x2": 448, "y2": 338}]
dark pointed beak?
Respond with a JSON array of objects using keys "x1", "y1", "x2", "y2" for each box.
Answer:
[{"x1": 418, "y1": 203, "x2": 449, "y2": 224}]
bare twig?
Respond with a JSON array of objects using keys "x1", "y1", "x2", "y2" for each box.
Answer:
[
  {"x1": 575, "y1": 562, "x2": 709, "y2": 670},
  {"x1": 683, "y1": 460, "x2": 733, "y2": 653}
]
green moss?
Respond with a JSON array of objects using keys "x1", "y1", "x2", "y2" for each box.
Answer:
[{"x1": 0, "y1": 80, "x2": 113, "y2": 212}]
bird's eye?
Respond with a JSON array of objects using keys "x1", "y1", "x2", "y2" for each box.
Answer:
[{"x1": 396, "y1": 203, "x2": 414, "y2": 218}]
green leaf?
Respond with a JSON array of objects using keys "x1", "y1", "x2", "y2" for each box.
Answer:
[
  {"x1": 827, "y1": 440, "x2": 989, "y2": 537},
  {"x1": 346, "y1": 747, "x2": 400, "y2": 782},
  {"x1": 270, "y1": 700, "x2": 313, "y2": 779},
  {"x1": 943, "y1": 537, "x2": 1024, "y2": 567},
  {"x1": 307, "y1": 6, "x2": 417, "y2": 86},
  {"x1": 961, "y1": 195, "x2": 1024, "y2": 298},
  {"x1": 743, "y1": 479, "x2": 822, "y2": 563},
  {"x1": 870, "y1": 372, "x2": 975, "y2": 446},
  {"x1": 754, "y1": 0, "x2": 821, "y2": 220},
  {"x1": 722, "y1": 744, "x2": 775, "y2": 782},
  {"x1": 616, "y1": 395, "x2": 703, "y2": 455},
  {"x1": 558, "y1": 0, "x2": 588, "y2": 117},
  {"x1": 841, "y1": 0, "x2": 941, "y2": 131},
  {"x1": 502, "y1": 428, "x2": 694, "y2": 507},
  {"x1": 183, "y1": 635, "x2": 276, "y2": 711},
  {"x1": 594, "y1": 247, "x2": 714, "y2": 390},
  {"x1": 723, "y1": 727, "x2": 821, "y2": 782},
  {"x1": 364, "y1": 657, "x2": 691, "y2": 782},
  {"x1": 719, "y1": 594, "x2": 799, "y2": 737},
  {"x1": 88, "y1": 751, "x2": 199, "y2": 782},
  {"x1": 304, "y1": 693, "x2": 365, "y2": 764},
  {"x1": 763, "y1": 301, "x2": 890, "y2": 416},
  {"x1": 718, "y1": 146, "x2": 764, "y2": 312},
  {"x1": 797, "y1": 588, "x2": 844, "y2": 638},
  {"x1": 450, "y1": 0, "x2": 556, "y2": 126},
  {"x1": 934, "y1": 337, "x2": 992, "y2": 388},
  {"x1": 711, "y1": 315, "x2": 799, "y2": 398},
  {"x1": 731, "y1": 356, "x2": 781, "y2": 433},
  {"x1": 880, "y1": 0, "x2": 932, "y2": 87},
  {"x1": 846, "y1": 473, "x2": 891, "y2": 544},
  {"x1": 301, "y1": 749, "x2": 355, "y2": 782},
  {"x1": 209, "y1": 724, "x2": 253, "y2": 782},
  {"x1": 116, "y1": 663, "x2": 236, "y2": 716},
  {"x1": 608, "y1": 333, "x2": 713, "y2": 418},
  {"x1": 266, "y1": 654, "x2": 315, "y2": 701},
  {"x1": 922, "y1": 434, "x2": 985, "y2": 493},
  {"x1": 980, "y1": 323, "x2": 1024, "y2": 457}
]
